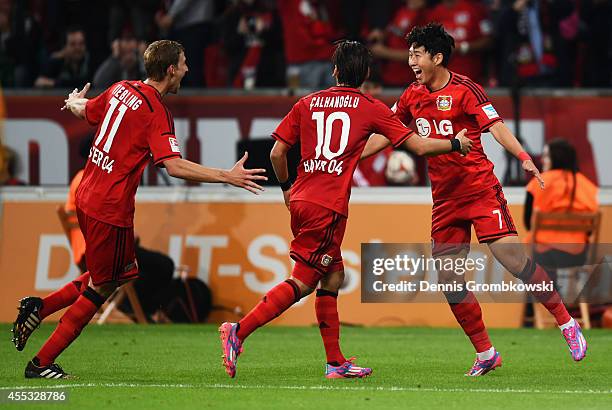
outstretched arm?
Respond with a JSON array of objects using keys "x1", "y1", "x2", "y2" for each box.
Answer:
[
  {"x1": 270, "y1": 140, "x2": 291, "y2": 208},
  {"x1": 164, "y1": 152, "x2": 268, "y2": 194},
  {"x1": 61, "y1": 83, "x2": 91, "y2": 119},
  {"x1": 489, "y1": 122, "x2": 544, "y2": 188},
  {"x1": 361, "y1": 129, "x2": 472, "y2": 160}
]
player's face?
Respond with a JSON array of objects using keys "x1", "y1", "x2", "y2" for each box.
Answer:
[
  {"x1": 168, "y1": 52, "x2": 188, "y2": 94},
  {"x1": 408, "y1": 45, "x2": 436, "y2": 85}
]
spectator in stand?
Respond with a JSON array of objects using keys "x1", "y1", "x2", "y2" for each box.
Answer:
[
  {"x1": 221, "y1": 0, "x2": 284, "y2": 89},
  {"x1": 108, "y1": 0, "x2": 159, "y2": 55},
  {"x1": 340, "y1": 0, "x2": 393, "y2": 43},
  {"x1": 277, "y1": 0, "x2": 336, "y2": 89},
  {"x1": 426, "y1": 0, "x2": 493, "y2": 84},
  {"x1": 0, "y1": 146, "x2": 26, "y2": 186},
  {"x1": 93, "y1": 33, "x2": 146, "y2": 89},
  {"x1": 496, "y1": 0, "x2": 576, "y2": 87},
  {"x1": 524, "y1": 138, "x2": 599, "y2": 274},
  {"x1": 34, "y1": 26, "x2": 92, "y2": 88},
  {"x1": 156, "y1": 0, "x2": 216, "y2": 87},
  {"x1": 579, "y1": 0, "x2": 612, "y2": 87},
  {"x1": 369, "y1": 0, "x2": 427, "y2": 87},
  {"x1": 6, "y1": 0, "x2": 44, "y2": 87}
]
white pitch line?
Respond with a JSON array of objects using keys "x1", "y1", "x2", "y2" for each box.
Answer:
[{"x1": 0, "y1": 383, "x2": 610, "y2": 395}]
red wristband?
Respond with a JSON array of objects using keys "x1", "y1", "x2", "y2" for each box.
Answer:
[{"x1": 518, "y1": 151, "x2": 532, "y2": 162}]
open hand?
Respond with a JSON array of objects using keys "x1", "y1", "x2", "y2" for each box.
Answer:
[
  {"x1": 61, "y1": 83, "x2": 90, "y2": 111},
  {"x1": 227, "y1": 152, "x2": 268, "y2": 194}
]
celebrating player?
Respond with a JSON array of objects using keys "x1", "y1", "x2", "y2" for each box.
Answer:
[
  {"x1": 219, "y1": 40, "x2": 473, "y2": 379},
  {"x1": 12, "y1": 40, "x2": 267, "y2": 379},
  {"x1": 362, "y1": 23, "x2": 587, "y2": 376}
]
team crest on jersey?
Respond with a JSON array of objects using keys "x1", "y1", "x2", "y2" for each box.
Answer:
[
  {"x1": 436, "y1": 95, "x2": 452, "y2": 111},
  {"x1": 321, "y1": 254, "x2": 333, "y2": 267}
]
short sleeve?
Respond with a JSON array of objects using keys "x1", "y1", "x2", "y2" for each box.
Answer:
[
  {"x1": 391, "y1": 89, "x2": 414, "y2": 126},
  {"x1": 147, "y1": 108, "x2": 182, "y2": 167},
  {"x1": 272, "y1": 100, "x2": 301, "y2": 147},
  {"x1": 461, "y1": 83, "x2": 503, "y2": 133},
  {"x1": 372, "y1": 101, "x2": 413, "y2": 147},
  {"x1": 84, "y1": 87, "x2": 112, "y2": 126}
]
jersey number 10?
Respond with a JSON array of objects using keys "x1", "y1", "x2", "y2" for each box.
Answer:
[{"x1": 311, "y1": 111, "x2": 351, "y2": 160}]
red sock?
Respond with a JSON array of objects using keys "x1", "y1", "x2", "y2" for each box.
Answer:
[
  {"x1": 446, "y1": 290, "x2": 492, "y2": 353},
  {"x1": 236, "y1": 279, "x2": 300, "y2": 341},
  {"x1": 40, "y1": 272, "x2": 90, "y2": 319},
  {"x1": 315, "y1": 289, "x2": 346, "y2": 365},
  {"x1": 521, "y1": 260, "x2": 571, "y2": 326},
  {"x1": 36, "y1": 287, "x2": 105, "y2": 366}
]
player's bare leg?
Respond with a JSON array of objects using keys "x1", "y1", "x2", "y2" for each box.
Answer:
[
  {"x1": 12, "y1": 272, "x2": 91, "y2": 351},
  {"x1": 24, "y1": 280, "x2": 128, "y2": 379},
  {"x1": 220, "y1": 268, "x2": 314, "y2": 378},
  {"x1": 436, "y1": 250, "x2": 502, "y2": 376},
  {"x1": 488, "y1": 236, "x2": 587, "y2": 361},
  {"x1": 318, "y1": 270, "x2": 372, "y2": 379}
]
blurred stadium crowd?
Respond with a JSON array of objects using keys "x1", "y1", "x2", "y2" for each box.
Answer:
[{"x1": 0, "y1": 0, "x2": 610, "y2": 90}]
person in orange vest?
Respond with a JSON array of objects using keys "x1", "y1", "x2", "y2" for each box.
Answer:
[{"x1": 524, "y1": 138, "x2": 599, "y2": 274}]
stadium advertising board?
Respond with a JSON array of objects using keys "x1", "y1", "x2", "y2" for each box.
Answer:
[{"x1": 2, "y1": 196, "x2": 612, "y2": 326}]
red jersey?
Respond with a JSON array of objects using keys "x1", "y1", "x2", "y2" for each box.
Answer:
[
  {"x1": 381, "y1": 7, "x2": 424, "y2": 86},
  {"x1": 426, "y1": 0, "x2": 492, "y2": 81},
  {"x1": 393, "y1": 72, "x2": 502, "y2": 200},
  {"x1": 273, "y1": 86, "x2": 412, "y2": 216},
  {"x1": 76, "y1": 80, "x2": 182, "y2": 227}
]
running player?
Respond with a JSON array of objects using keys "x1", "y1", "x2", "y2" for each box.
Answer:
[
  {"x1": 362, "y1": 24, "x2": 587, "y2": 376},
  {"x1": 12, "y1": 40, "x2": 267, "y2": 379},
  {"x1": 219, "y1": 40, "x2": 473, "y2": 379}
]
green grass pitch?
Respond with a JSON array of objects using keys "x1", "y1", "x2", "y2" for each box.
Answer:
[{"x1": 0, "y1": 324, "x2": 610, "y2": 409}]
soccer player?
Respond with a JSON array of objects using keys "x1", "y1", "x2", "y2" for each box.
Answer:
[
  {"x1": 12, "y1": 40, "x2": 267, "y2": 379},
  {"x1": 219, "y1": 40, "x2": 473, "y2": 379},
  {"x1": 362, "y1": 24, "x2": 587, "y2": 376}
]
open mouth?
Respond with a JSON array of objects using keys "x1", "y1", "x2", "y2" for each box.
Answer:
[{"x1": 412, "y1": 68, "x2": 423, "y2": 80}]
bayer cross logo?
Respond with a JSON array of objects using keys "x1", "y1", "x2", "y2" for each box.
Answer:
[
  {"x1": 436, "y1": 95, "x2": 452, "y2": 111},
  {"x1": 321, "y1": 254, "x2": 332, "y2": 267}
]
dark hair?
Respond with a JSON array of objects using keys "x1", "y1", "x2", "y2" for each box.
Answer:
[
  {"x1": 332, "y1": 40, "x2": 371, "y2": 88},
  {"x1": 65, "y1": 25, "x2": 85, "y2": 40},
  {"x1": 144, "y1": 40, "x2": 185, "y2": 81},
  {"x1": 405, "y1": 23, "x2": 455, "y2": 67},
  {"x1": 547, "y1": 138, "x2": 579, "y2": 210}
]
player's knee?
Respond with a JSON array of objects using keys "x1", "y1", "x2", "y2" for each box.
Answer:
[
  {"x1": 498, "y1": 250, "x2": 528, "y2": 276},
  {"x1": 92, "y1": 282, "x2": 119, "y2": 299},
  {"x1": 291, "y1": 260, "x2": 321, "y2": 293},
  {"x1": 437, "y1": 270, "x2": 458, "y2": 285},
  {"x1": 289, "y1": 276, "x2": 315, "y2": 297},
  {"x1": 320, "y1": 270, "x2": 344, "y2": 293},
  {"x1": 83, "y1": 286, "x2": 108, "y2": 307}
]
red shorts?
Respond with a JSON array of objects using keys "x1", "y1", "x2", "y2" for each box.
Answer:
[
  {"x1": 76, "y1": 207, "x2": 139, "y2": 286},
  {"x1": 431, "y1": 184, "x2": 517, "y2": 256},
  {"x1": 289, "y1": 200, "x2": 347, "y2": 287}
]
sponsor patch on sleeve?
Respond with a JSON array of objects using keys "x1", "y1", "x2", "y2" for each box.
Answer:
[
  {"x1": 169, "y1": 137, "x2": 180, "y2": 153},
  {"x1": 481, "y1": 104, "x2": 499, "y2": 120}
]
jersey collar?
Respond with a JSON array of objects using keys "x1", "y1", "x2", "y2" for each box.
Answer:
[
  {"x1": 140, "y1": 81, "x2": 163, "y2": 99},
  {"x1": 426, "y1": 71, "x2": 453, "y2": 94}
]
